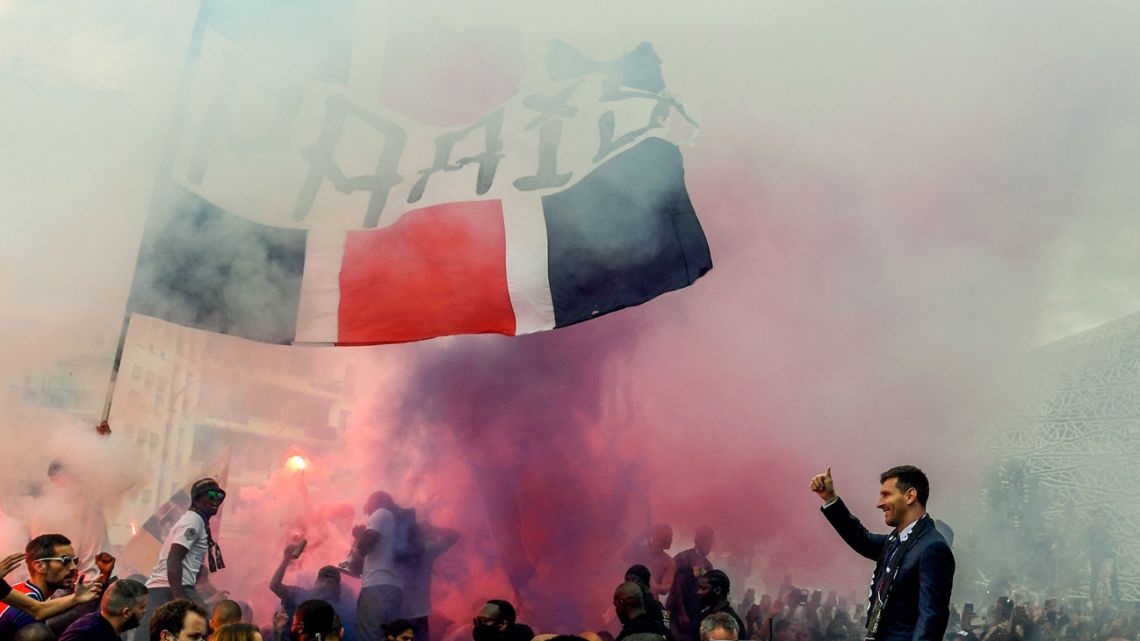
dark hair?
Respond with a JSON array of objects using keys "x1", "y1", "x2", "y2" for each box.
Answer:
[
  {"x1": 25, "y1": 534, "x2": 71, "y2": 563},
  {"x1": 880, "y1": 465, "x2": 930, "y2": 506},
  {"x1": 295, "y1": 600, "x2": 337, "y2": 638},
  {"x1": 382, "y1": 620, "x2": 414, "y2": 638},
  {"x1": 485, "y1": 600, "x2": 517, "y2": 626},
  {"x1": 102, "y1": 578, "x2": 148, "y2": 614},
  {"x1": 215, "y1": 624, "x2": 260, "y2": 641},
  {"x1": 704, "y1": 569, "x2": 730, "y2": 596},
  {"x1": 625, "y1": 565, "x2": 651, "y2": 586},
  {"x1": 365, "y1": 492, "x2": 395, "y2": 513},
  {"x1": 150, "y1": 599, "x2": 208, "y2": 641}
]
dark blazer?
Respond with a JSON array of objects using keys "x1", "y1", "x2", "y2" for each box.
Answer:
[{"x1": 822, "y1": 499, "x2": 954, "y2": 641}]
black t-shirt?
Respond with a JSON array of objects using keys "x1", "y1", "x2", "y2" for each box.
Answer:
[
  {"x1": 698, "y1": 604, "x2": 746, "y2": 641},
  {"x1": 618, "y1": 613, "x2": 675, "y2": 641},
  {"x1": 672, "y1": 549, "x2": 712, "y2": 619},
  {"x1": 277, "y1": 585, "x2": 356, "y2": 641},
  {"x1": 644, "y1": 591, "x2": 666, "y2": 625}
]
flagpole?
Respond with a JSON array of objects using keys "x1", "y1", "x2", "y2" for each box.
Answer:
[
  {"x1": 98, "y1": 369, "x2": 116, "y2": 433},
  {"x1": 96, "y1": 5, "x2": 210, "y2": 434},
  {"x1": 96, "y1": 315, "x2": 131, "y2": 433}
]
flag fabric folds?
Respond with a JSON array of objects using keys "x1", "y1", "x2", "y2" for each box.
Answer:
[
  {"x1": 127, "y1": 189, "x2": 308, "y2": 345},
  {"x1": 127, "y1": 136, "x2": 711, "y2": 346}
]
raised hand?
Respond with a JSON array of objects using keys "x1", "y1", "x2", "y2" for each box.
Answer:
[
  {"x1": 0, "y1": 553, "x2": 24, "y2": 578},
  {"x1": 809, "y1": 466, "x2": 837, "y2": 502},
  {"x1": 73, "y1": 576, "x2": 103, "y2": 603},
  {"x1": 95, "y1": 552, "x2": 116, "y2": 577}
]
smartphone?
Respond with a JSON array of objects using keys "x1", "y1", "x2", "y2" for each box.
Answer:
[{"x1": 998, "y1": 597, "x2": 1013, "y2": 620}]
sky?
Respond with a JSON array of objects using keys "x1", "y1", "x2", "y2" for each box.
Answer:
[{"x1": 3, "y1": 0, "x2": 1140, "y2": 632}]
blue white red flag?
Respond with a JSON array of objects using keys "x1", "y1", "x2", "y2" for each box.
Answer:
[{"x1": 126, "y1": 3, "x2": 711, "y2": 345}]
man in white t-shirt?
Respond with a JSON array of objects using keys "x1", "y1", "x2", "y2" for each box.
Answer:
[
  {"x1": 354, "y1": 492, "x2": 402, "y2": 641},
  {"x1": 139, "y1": 479, "x2": 226, "y2": 639}
]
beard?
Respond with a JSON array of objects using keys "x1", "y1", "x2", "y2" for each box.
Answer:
[
  {"x1": 473, "y1": 626, "x2": 501, "y2": 641},
  {"x1": 121, "y1": 613, "x2": 141, "y2": 632}
]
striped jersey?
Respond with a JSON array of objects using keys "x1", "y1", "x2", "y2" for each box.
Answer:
[{"x1": 0, "y1": 581, "x2": 44, "y2": 641}]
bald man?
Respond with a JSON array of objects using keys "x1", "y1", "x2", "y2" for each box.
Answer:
[
  {"x1": 615, "y1": 582, "x2": 673, "y2": 641},
  {"x1": 209, "y1": 600, "x2": 242, "y2": 641}
]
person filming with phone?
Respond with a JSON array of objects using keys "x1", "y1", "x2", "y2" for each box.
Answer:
[{"x1": 269, "y1": 541, "x2": 355, "y2": 641}]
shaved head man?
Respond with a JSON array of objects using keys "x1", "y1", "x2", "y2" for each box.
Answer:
[
  {"x1": 209, "y1": 600, "x2": 242, "y2": 640},
  {"x1": 616, "y1": 582, "x2": 674, "y2": 641}
]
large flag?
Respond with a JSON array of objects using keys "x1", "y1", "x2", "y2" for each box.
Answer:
[
  {"x1": 125, "y1": 5, "x2": 711, "y2": 346},
  {"x1": 129, "y1": 137, "x2": 708, "y2": 345}
]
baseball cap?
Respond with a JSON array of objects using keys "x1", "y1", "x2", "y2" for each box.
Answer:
[{"x1": 191, "y1": 477, "x2": 225, "y2": 499}]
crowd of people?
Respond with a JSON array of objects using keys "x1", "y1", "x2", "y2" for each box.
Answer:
[{"x1": 0, "y1": 468, "x2": 1132, "y2": 641}]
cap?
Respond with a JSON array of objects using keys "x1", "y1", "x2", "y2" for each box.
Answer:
[
  {"x1": 317, "y1": 566, "x2": 341, "y2": 581},
  {"x1": 191, "y1": 477, "x2": 224, "y2": 499}
]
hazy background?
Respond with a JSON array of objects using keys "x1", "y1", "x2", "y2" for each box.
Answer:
[{"x1": 3, "y1": 0, "x2": 1140, "y2": 633}]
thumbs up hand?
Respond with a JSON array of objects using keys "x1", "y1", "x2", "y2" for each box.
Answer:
[{"x1": 809, "y1": 466, "x2": 837, "y2": 502}]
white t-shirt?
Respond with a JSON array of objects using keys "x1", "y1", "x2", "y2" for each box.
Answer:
[
  {"x1": 361, "y1": 507, "x2": 401, "y2": 589},
  {"x1": 146, "y1": 511, "x2": 209, "y2": 588}
]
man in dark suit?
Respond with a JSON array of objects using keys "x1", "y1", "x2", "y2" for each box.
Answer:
[{"x1": 809, "y1": 466, "x2": 954, "y2": 641}]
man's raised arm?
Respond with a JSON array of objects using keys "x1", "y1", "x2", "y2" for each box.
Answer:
[
  {"x1": 269, "y1": 542, "x2": 303, "y2": 601},
  {"x1": 810, "y1": 466, "x2": 886, "y2": 561}
]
